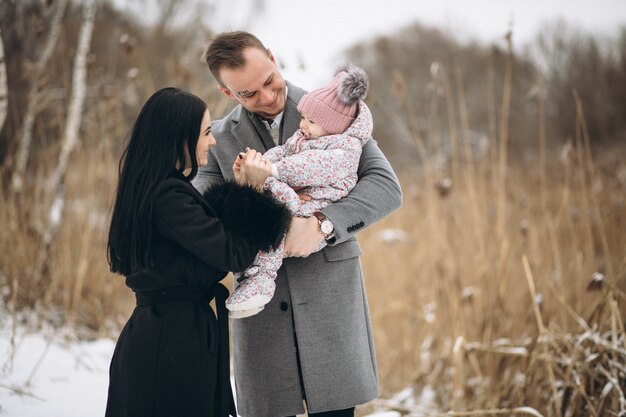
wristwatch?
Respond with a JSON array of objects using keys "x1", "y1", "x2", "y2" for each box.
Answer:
[{"x1": 313, "y1": 212, "x2": 334, "y2": 239}]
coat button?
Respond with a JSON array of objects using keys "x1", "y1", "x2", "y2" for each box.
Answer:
[{"x1": 280, "y1": 301, "x2": 289, "y2": 311}]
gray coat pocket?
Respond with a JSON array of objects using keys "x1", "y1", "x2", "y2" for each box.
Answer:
[{"x1": 322, "y1": 239, "x2": 362, "y2": 262}]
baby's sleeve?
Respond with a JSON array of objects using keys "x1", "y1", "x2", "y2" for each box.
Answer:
[
  {"x1": 273, "y1": 137, "x2": 362, "y2": 188},
  {"x1": 263, "y1": 145, "x2": 285, "y2": 163}
]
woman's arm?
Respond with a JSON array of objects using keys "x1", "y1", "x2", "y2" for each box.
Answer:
[{"x1": 154, "y1": 180, "x2": 289, "y2": 272}]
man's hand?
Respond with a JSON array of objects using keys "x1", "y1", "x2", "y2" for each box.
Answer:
[{"x1": 284, "y1": 216, "x2": 324, "y2": 258}]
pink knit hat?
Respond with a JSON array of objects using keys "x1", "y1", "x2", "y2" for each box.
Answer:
[{"x1": 297, "y1": 65, "x2": 369, "y2": 135}]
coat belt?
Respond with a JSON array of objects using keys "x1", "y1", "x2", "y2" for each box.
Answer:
[{"x1": 135, "y1": 284, "x2": 236, "y2": 417}]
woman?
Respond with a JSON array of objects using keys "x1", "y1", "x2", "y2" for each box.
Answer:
[{"x1": 105, "y1": 87, "x2": 289, "y2": 417}]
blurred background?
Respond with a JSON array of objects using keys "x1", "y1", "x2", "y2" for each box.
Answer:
[{"x1": 1, "y1": 0, "x2": 625, "y2": 416}]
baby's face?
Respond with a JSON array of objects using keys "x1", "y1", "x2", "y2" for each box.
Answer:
[{"x1": 299, "y1": 113, "x2": 326, "y2": 139}]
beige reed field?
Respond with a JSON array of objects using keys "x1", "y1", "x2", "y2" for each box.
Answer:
[
  {"x1": 1, "y1": 12, "x2": 625, "y2": 415},
  {"x1": 360, "y1": 142, "x2": 626, "y2": 415}
]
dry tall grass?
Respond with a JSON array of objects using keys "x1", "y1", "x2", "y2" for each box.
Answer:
[
  {"x1": 0, "y1": 91, "x2": 133, "y2": 337},
  {"x1": 360, "y1": 144, "x2": 625, "y2": 415},
  {"x1": 357, "y1": 57, "x2": 626, "y2": 417}
]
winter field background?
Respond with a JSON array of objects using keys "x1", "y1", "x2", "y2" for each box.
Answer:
[{"x1": 1, "y1": 1, "x2": 626, "y2": 416}]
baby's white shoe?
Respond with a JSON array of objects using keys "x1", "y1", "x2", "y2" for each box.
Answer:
[
  {"x1": 226, "y1": 276, "x2": 275, "y2": 316},
  {"x1": 228, "y1": 306, "x2": 265, "y2": 319}
]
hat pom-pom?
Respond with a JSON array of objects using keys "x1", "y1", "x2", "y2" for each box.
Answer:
[{"x1": 336, "y1": 64, "x2": 369, "y2": 105}]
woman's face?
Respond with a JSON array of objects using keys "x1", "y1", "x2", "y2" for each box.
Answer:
[{"x1": 196, "y1": 109, "x2": 216, "y2": 167}]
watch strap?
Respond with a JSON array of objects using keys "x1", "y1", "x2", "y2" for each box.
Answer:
[{"x1": 313, "y1": 212, "x2": 334, "y2": 239}]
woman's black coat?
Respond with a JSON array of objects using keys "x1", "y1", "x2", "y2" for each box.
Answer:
[{"x1": 105, "y1": 174, "x2": 289, "y2": 417}]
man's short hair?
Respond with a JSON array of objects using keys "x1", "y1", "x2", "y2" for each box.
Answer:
[{"x1": 205, "y1": 31, "x2": 268, "y2": 86}]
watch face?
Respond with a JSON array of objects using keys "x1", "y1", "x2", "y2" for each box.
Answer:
[{"x1": 321, "y1": 220, "x2": 333, "y2": 234}]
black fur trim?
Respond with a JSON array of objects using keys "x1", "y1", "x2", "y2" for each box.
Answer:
[{"x1": 203, "y1": 181, "x2": 290, "y2": 251}]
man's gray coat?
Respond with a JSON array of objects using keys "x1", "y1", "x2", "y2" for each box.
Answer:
[{"x1": 193, "y1": 81, "x2": 402, "y2": 416}]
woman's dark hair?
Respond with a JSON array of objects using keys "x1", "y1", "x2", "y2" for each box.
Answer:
[{"x1": 107, "y1": 87, "x2": 207, "y2": 275}]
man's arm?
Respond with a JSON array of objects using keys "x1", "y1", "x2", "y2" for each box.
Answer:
[
  {"x1": 320, "y1": 138, "x2": 402, "y2": 245},
  {"x1": 284, "y1": 138, "x2": 402, "y2": 256}
]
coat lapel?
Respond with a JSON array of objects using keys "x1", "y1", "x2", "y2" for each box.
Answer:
[
  {"x1": 231, "y1": 108, "x2": 273, "y2": 152},
  {"x1": 248, "y1": 113, "x2": 276, "y2": 150}
]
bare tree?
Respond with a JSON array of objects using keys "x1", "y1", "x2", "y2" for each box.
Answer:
[
  {"x1": 11, "y1": 0, "x2": 68, "y2": 195},
  {"x1": 32, "y1": 0, "x2": 98, "y2": 295},
  {"x1": 154, "y1": 0, "x2": 185, "y2": 35},
  {"x1": 0, "y1": 26, "x2": 7, "y2": 134},
  {"x1": 48, "y1": 1, "x2": 97, "y2": 192}
]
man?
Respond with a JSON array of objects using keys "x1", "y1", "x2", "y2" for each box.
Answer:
[{"x1": 193, "y1": 31, "x2": 402, "y2": 417}]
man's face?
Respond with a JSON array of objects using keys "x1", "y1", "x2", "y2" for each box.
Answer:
[{"x1": 218, "y1": 47, "x2": 286, "y2": 119}]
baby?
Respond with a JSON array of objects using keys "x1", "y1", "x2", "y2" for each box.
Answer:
[{"x1": 227, "y1": 65, "x2": 372, "y2": 318}]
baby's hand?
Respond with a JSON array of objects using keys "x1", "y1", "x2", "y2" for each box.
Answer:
[{"x1": 235, "y1": 148, "x2": 271, "y2": 190}]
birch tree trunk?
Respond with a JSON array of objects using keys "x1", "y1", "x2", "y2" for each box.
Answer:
[
  {"x1": 48, "y1": 0, "x2": 96, "y2": 191},
  {"x1": 32, "y1": 0, "x2": 98, "y2": 301},
  {"x1": 11, "y1": 0, "x2": 68, "y2": 194},
  {"x1": 0, "y1": 26, "x2": 8, "y2": 134}
]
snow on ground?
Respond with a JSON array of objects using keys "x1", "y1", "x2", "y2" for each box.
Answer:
[
  {"x1": 0, "y1": 324, "x2": 115, "y2": 417},
  {"x1": 0, "y1": 321, "x2": 414, "y2": 416}
]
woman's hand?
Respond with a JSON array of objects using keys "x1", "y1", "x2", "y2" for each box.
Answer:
[
  {"x1": 232, "y1": 148, "x2": 271, "y2": 191},
  {"x1": 232, "y1": 155, "x2": 245, "y2": 185}
]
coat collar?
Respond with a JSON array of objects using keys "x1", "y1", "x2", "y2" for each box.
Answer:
[{"x1": 231, "y1": 106, "x2": 272, "y2": 151}]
